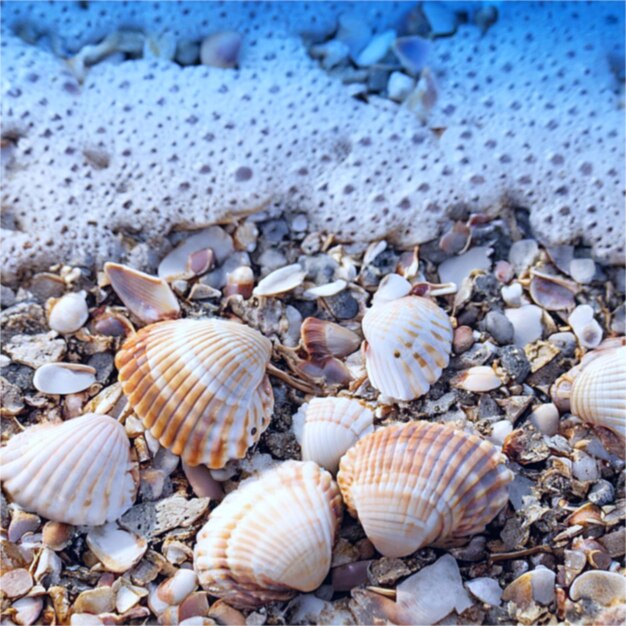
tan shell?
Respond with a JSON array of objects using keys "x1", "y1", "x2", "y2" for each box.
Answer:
[
  {"x1": 194, "y1": 461, "x2": 342, "y2": 609},
  {"x1": 293, "y1": 397, "x2": 374, "y2": 473},
  {"x1": 116, "y1": 318, "x2": 274, "y2": 468},
  {"x1": 0, "y1": 413, "x2": 137, "y2": 525},
  {"x1": 362, "y1": 295, "x2": 453, "y2": 401},
  {"x1": 337, "y1": 421, "x2": 512, "y2": 557},
  {"x1": 570, "y1": 345, "x2": 626, "y2": 440}
]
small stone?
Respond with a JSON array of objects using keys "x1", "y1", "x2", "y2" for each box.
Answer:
[
  {"x1": 0, "y1": 302, "x2": 48, "y2": 340},
  {"x1": 571, "y1": 450, "x2": 599, "y2": 482},
  {"x1": 499, "y1": 345, "x2": 531, "y2": 383},
  {"x1": 355, "y1": 30, "x2": 396, "y2": 67},
  {"x1": 422, "y1": 1, "x2": 458, "y2": 36},
  {"x1": 175, "y1": 39, "x2": 200, "y2": 66},
  {"x1": 501, "y1": 282, "x2": 523, "y2": 307},
  {"x1": 529, "y1": 403, "x2": 560, "y2": 436},
  {"x1": 1, "y1": 285, "x2": 17, "y2": 308},
  {"x1": 599, "y1": 528, "x2": 626, "y2": 557},
  {"x1": 323, "y1": 290, "x2": 359, "y2": 320},
  {"x1": 387, "y1": 71, "x2": 415, "y2": 101},
  {"x1": 453, "y1": 325, "x2": 474, "y2": 354},
  {"x1": 0, "y1": 376, "x2": 25, "y2": 416},
  {"x1": 483, "y1": 311, "x2": 514, "y2": 345},
  {"x1": 86, "y1": 351, "x2": 115, "y2": 384},
  {"x1": 548, "y1": 331, "x2": 577, "y2": 357},
  {"x1": 505, "y1": 305, "x2": 543, "y2": 347},
  {"x1": 4, "y1": 332, "x2": 66, "y2": 368},
  {"x1": 568, "y1": 304, "x2": 603, "y2": 349},
  {"x1": 588, "y1": 480, "x2": 614, "y2": 506}
]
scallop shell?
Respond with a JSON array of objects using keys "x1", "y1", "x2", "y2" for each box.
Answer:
[
  {"x1": 362, "y1": 295, "x2": 453, "y2": 401},
  {"x1": 293, "y1": 397, "x2": 374, "y2": 472},
  {"x1": 116, "y1": 318, "x2": 274, "y2": 468},
  {"x1": 570, "y1": 345, "x2": 626, "y2": 440},
  {"x1": 194, "y1": 460, "x2": 342, "y2": 609},
  {"x1": 0, "y1": 413, "x2": 137, "y2": 525},
  {"x1": 337, "y1": 421, "x2": 512, "y2": 557}
]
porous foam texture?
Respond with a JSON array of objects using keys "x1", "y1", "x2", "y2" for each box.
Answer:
[{"x1": 2, "y1": 1, "x2": 624, "y2": 282}]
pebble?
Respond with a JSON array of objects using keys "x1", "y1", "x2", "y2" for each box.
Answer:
[
  {"x1": 509, "y1": 239, "x2": 539, "y2": 276},
  {"x1": 4, "y1": 332, "x2": 66, "y2": 368},
  {"x1": 1, "y1": 285, "x2": 17, "y2": 308},
  {"x1": 465, "y1": 577, "x2": 502, "y2": 607},
  {"x1": 529, "y1": 403, "x2": 560, "y2": 436},
  {"x1": 0, "y1": 568, "x2": 33, "y2": 598},
  {"x1": 392, "y1": 35, "x2": 431, "y2": 75},
  {"x1": 290, "y1": 214, "x2": 308, "y2": 233},
  {"x1": 451, "y1": 340, "x2": 498, "y2": 369},
  {"x1": 355, "y1": 29, "x2": 396, "y2": 67},
  {"x1": 501, "y1": 282, "x2": 524, "y2": 307},
  {"x1": 453, "y1": 325, "x2": 475, "y2": 354},
  {"x1": 494, "y1": 260, "x2": 514, "y2": 284},
  {"x1": 257, "y1": 249, "x2": 287, "y2": 273},
  {"x1": 387, "y1": 71, "x2": 415, "y2": 101},
  {"x1": 47, "y1": 292, "x2": 89, "y2": 334},
  {"x1": 548, "y1": 331, "x2": 577, "y2": 357},
  {"x1": 505, "y1": 305, "x2": 543, "y2": 347},
  {"x1": 311, "y1": 39, "x2": 350, "y2": 70},
  {"x1": 368, "y1": 557, "x2": 411, "y2": 586},
  {"x1": 86, "y1": 351, "x2": 115, "y2": 384},
  {"x1": 422, "y1": 1, "x2": 458, "y2": 36},
  {"x1": 336, "y1": 13, "x2": 372, "y2": 60},
  {"x1": 499, "y1": 345, "x2": 531, "y2": 383},
  {"x1": 175, "y1": 39, "x2": 200, "y2": 66},
  {"x1": 572, "y1": 450, "x2": 599, "y2": 482},
  {"x1": 0, "y1": 376, "x2": 24, "y2": 416},
  {"x1": 569, "y1": 258, "x2": 596, "y2": 284},
  {"x1": 588, "y1": 480, "x2": 615, "y2": 506},
  {"x1": 0, "y1": 302, "x2": 48, "y2": 340},
  {"x1": 483, "y1": 311, "x2": 514, "y2": 345},
  {"x1": 261, "y1": 219, "x2": 289, "y2": 244},
  {"x1": 323, "y1": 290, "x2": 359, "y2": 320}
]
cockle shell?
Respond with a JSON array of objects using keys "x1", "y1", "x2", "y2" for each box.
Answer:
[
  {"x1": 570, "y1": 345, "x2": 626, "y2": 440},
  {"x1": 194, "y1": 461, "x2": 342, "y2": 609},
  {"x1": 0, "y1": 413, "x2": 137, "y2": 525},
  {"x1": 292, "y1": 397, "x2": 374, "y2": 472},
  {"x1": 362, "y1": 294, "x2": 453, "y2": 401},
  {"x1": 337, "y1": 421, "x2": 512, "y2": 557},
  {"x1": 116, "y1": 318, "x2": 274, "y2": 468}
]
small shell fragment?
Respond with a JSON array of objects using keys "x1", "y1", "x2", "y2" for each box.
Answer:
[
  {"x1": 86, "y1": 523, "x2": 147, "y2": 573},
  {"x1": 452, "y1": 366, "x2": 502, "y2": 392},
  {"x1": 224, "y1": 266, "x2": 254, "y2": 298},
  {"x1": 292, "y1": 397, "x2": 374, "y2": 472},
  {"x1": 104, "y1": 262, "x2": 180, "y2": 324},
  {"x1": 303, "y1": 279, "x2": 347, "y2": 300},
  {"x1": 157, "y1": 569, "x2": 198, "y2": 605},
  {"x1": 33, "y1": 362, "x2": 96, "y2": 395},
  {"x1": 301, "y1": 317, "x2": 361, "y2": 358},
  {"x1": 568, "y1": 304, "x2": 603, "y2": 349},
  {"x1": 529, "y1": 269, "x2": 577, "y2": 311},
  {"x1": 47, "y1": 292, "x2": 89, "y2": 334},
  {"x1": 505, "y1": 305, "x2": 543, "y2": 347},
  {"x1": 253, "y1": 264, "x2": 306, "y2": 297},
  {"x1": 194, "y1": 461, "x2": 342, "y2": 609},
  {"x1": 569, "y1": 571, "x2": 626, "y2": 605}
]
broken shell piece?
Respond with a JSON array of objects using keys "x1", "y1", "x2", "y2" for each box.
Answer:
[
  {"x1": 568, "y1": 304, "x2": 603, "y2": 349},
  {"x1": 297, "y1": 356, "x2": 353, "y2": 386},
  {"x1": 157, "y1": 568, "x2": 198, "y2": 605},
  {"x1": 185, "y1": 248, "x2": 214, "y2": 277},
  {"x1": 253, "y1": 264, "x2": 306, "y2": 297},
  {"x1": 362, "y1": 290, "x2": 453, "y2": 401},
  {"x1": 104, "y1": 262, "x2": 180, "y2": 324},
  {"x1": 182, "y1": 462, "x2": 225, "y2": 500},
  {"x1": 0, "y1": 413, "x2": 137, "y2": 525},
  {"x1": 505, "y1": 305, "x2": 543, "y2": 347},
  {"x1": 33, "y1": 363, "x2": 96, "y2": 395},
  {"x1": 355, "y1": 29, "x2": 396, "y2": 67},
  {"x1": 200, "y1": 31, "x2": 242, "y2": 68},
  {"x1": 452, "y1": 366, "x2": 502, "y2": 392},
  {"x1": 12, "y1": 596, "x2": 43, "y2": 626},
  {"x1": 303, "y1": 279, "x2": 347, "y2": 300},
  {"x1": 292, "y1": 397, "x2": 374, "y2": 473},
  {"x1": 529, "y1": 269, "x2": 578, "y2": 311},
  {"x1": 392, "y1": 36, "x2": 431, "y2": 75},
  {"x1": 569, "y1": 571, "x2": 626, "y2": 605},
  {"x1": 438, "y1": 246, "x2": 492, "y2": 287},
  {"x1": 337, "y1": 422, "x2": 512, "y2": 557},
  {"x1": 86, "y1": 523, "x2": 147, "y2": 573},
  {"x1": 501, "y1": 566, "x2": 555, "y2": 609},
  {"x1": 0, "y1": 568, "x2": 33, "y2": 599},
  {"x1": 224, "y1": 266, "x2": 254, "y2": 298},
  {"x1": 73, "y1": 586, "x2": 115, "y2": 614},
  {"x1": 47, "y1": 292, "x2": 89, "y2": 334},
  {"x1": 116, "y1": 318, "x2": 274, "y2": 468},
  {"x1": 301, "y1": 317, "x2": 361, "y2": 358},
  {"x1": 194, "y1": 461, "x2": 342, "y2": 609},
  {"x1": 42, "y1": 521, "x2": 74, "y2": 550}
]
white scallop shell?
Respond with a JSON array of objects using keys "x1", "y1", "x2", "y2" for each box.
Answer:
[
  {"x1": 116, "y1": 318, "x2": 274, "y2": 468},
  {"x1": 194, "y1": 461, "x2": 342, "y2": 609},
  {"x1": 337, "y1": 421, "x2": 512, "y2": 557},
  {"x1": 293, "y1": 397, "x2": 374, "y2": 473},
  {"x1": 362, "y1": 295, "x2": 453, "y2": 401},
  {"x1": 570, "y1": 345, "x2": 626, "y2": 440},
  {"x1": 0, "y1": 413, "x2": 137, "y2": 525}
]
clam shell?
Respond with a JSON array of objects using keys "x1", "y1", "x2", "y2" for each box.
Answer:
[
  {"x1": 0, "y1": 413, "x2": 137, "y2": 525},
  {"x1": 570, "y1": 345, "x2": 626, "y2": 440},
  {"x1": 194, "y1": 460, "x2": 342, "y2": 609},
  {"x1": 337, "y1": 421, "x2": 512, "y2": 557},
  {"x1": 116, "y1": 318, "x2": 274, "y2": 468},
  {"x1": 293, "y1": 397, "x2": 374, "y2": 472},
  {"x1": 362, "y1": 295, "x2": 453, "y2": 401}
]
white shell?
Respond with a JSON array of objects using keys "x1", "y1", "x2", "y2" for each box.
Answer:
[
  {"x1": 0, "y1": 413, "x2": 137, "y2": 525},
  {"x1": 337, "y1": 421, "x2": 512, "y2": 557},
  {"x1": 453, "y1": 366, "x2": 502, "y2": 392},
  {"x1": 33, "y1": 362, "x2": 96, "y2": 395},
  {"x1": 194, "y1": 461, "x2": 341, "y2": 609},
  {"x1": 293, "y1": 397, "x2": 374, "y2": 473},
  {"x1": 362, "y1": 295, "x2": 453, "y2": 401},
  {"x1": 568, "y1": 304, "x2": 603, "y2": 349},
  {"x1": 252, "y1": 264, "x2": 306, "y2": 297},
  {"x1": 570, "y1": 345, "x2": 626, "y2": 440},
  {"x1": 116, "y1": 318, "x2": 274, "y2": 468},
  {"x1": 86, "y1": 523, "x2": 147, "y2": 573},
  {"x1": 47, "y1": 292, "x2": 89, "y2": 334},
  {"x1": 302, "y1": 280, "x2": 347, "y2": 300}
]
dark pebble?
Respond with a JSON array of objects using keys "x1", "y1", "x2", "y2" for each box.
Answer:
[
  {"x1": 371, "y1": 248, "x2": 399, "y2": 273},
  {"x1": 261, "y1": 219, "x2": 289, "y2": 243},
  {"x1": 500, "y1": 345, "x2": 531, "y2": 383},
  {"x1": 478, "y1": 394, "x2": 502, "y2": 420},
  {"x1": 473, "y1": 274, "x2": 501, "y2": 303},
  {"x1": 87, "y1": 351, "x2": 115, "y2": 384},
  {"x1": 323, "y1": 290, "x2": 359, "y2": 320},
  {"x1": 482, "y1": 310, "x2": 514, "y2": 345},
  {"x1": 0, "y1": 363, "x2": 34, "y2": 390},
  {"x1": 588, "y1": 479, "x2": 615, "y2": 506}
]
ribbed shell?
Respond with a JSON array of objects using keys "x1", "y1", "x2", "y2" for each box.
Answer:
[
  {"x1": 0, "y1": 413, "x2": 137, "y2": 525},
  {"x1": 194, "y1": 461, "x2": 342, "y2": 609},
  {"x1": 362, "y1": 296, "x2": 453, "y2": 401},
  {"x1": 116, "y1": 318, "x2": 274, "y2": 468},
  {"x1": 571, "y1": 346, "x2": 626, "y2": 440},
  {"x1": 337, "y1": 422, "x2": 512, "y2": 557},
  {"x1": 293, "y1": 397, "x2": 374, "y2": 473}
]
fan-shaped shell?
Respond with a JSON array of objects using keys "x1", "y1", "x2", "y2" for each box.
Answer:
[
  {"x1": 116, "y1": 318, "x2": 274, "y2": 468},
  {"x1": 0, "y1": 413, "x2": 137, "y2": 525},
  {"x1": 337, "y1": 421, "x2": 512, "y2": 558},
  {"x1": 570, "y1": 345, "x2": 626, "y2": 440},
  {"x1": 362, "y1": 295, "x2": 453, "y2": 401},
  {"x1": 293, "y1": 397, "x2": 374, "y2": 473},
  {"x1": 194, "y1": 460, "x2": 342, "y2": 609}
]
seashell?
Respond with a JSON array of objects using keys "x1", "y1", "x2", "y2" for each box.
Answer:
[
  {"x1": 391, "y1": 36, "x2": 431, "y2": 75},
  {"x1": 194, "y1": 461, "x2": 342, "y2": 609},
  {"x1": 224, "y1": 266, "x2": 254, "y2": 298},
  {"x1": 437, "y1": 246, "x2": 492, "y2": 288},
  {"x1": 86, "y1": 523, "x2": 147, "y2": 573},
  {"x1": 12, "y1": 596, "x2": 43, "y2": 626},
  {"x1": 47, "y1": 291, "x2": 89, "y2": 334},
  {"x1": 355, "y1": 29, "x2": 396, "y2": 67},
  {"x1": 0, "y1": 413, "x2": 137, "y2": 525},
  {"x1": 371, "y1": 273, "x2": 411, "y2": 306},
  {"x1": 568, "y1": 304, "x2": 603, "y2": 349},
  {"x1": 529, "y1": 268, "x2": 577, "y2": 311},
  {"x1": 292, "y1": 397, "x2": 374, "y2": 472},
  {"x1": 104, "y1": 262, "x2": 180, "y2": 324},
  {"x1": 505, "y1": 305, "x2": 543, "y2": 347},
  {"x1": 362, "y1": 290, "x2": 453, "y2": 401},
  {"x1": 452, "y1": 365, "x2": 502, "y2": 392},
  {"x1": 116, "y1": 318, "x2": 274, "y2": 468},
  {"x1": 302, "y1": 279, "x2": 347, "y2": 300},
  {"x1": 569, "y1": 345, "x2": 626, "y2": 440},
  {"x1": 252, "y1": 263, "x2": 306, "y2": 297},
  {"x1": 33, "y1": 362, "x2": 96, "y2": 395},
  {"x1": 337, "y1": 421, "x2": 512, "y2": 557},
  {"x1": 501, "y1": 566, "x2": 555, "y2": 609},
  {"x1": 569, "y1": 571, "x2": 626, "y2": 605},
  {"x1": 200, "y1": 31, "x2": 242, "y2": 68},
  {"x1": 185, "y1": 248, "x2": 214, "y2": 277},
  {"x1": 297, "y1": 356, "x2": 353, "y2": 386},
  {"x1": 301, "y1": 317, "x2": 361, "y2": 358}
]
